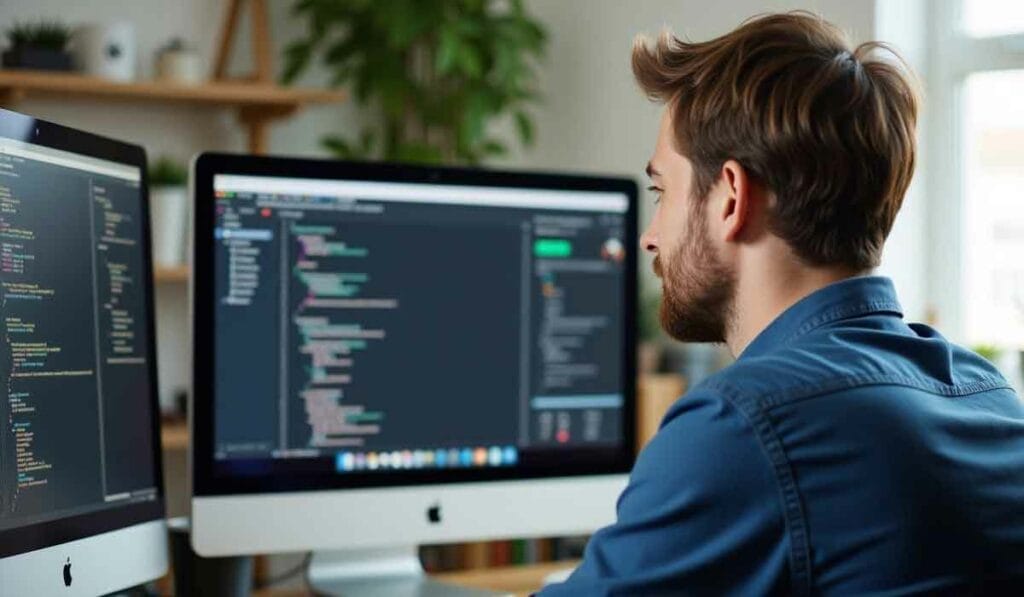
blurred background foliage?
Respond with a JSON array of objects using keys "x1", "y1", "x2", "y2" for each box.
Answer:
[{"x1": 282, "y1": 0, "x2": 547, "y2": 165}]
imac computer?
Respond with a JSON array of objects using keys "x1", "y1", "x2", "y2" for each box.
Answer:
[
  {"x1": 0, "y1": 108, "x2": 167, "y2": 595},
  {"x1": 190, "y1": 153, "x2": 637, "y2": 594}
]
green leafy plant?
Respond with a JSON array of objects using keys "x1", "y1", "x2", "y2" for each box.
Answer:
[
  {"x1": 639, "y1": 288, "x2": 663, "y2": 343},
  {"x1": 282, "y1": 0, "x2": 547, "y2": 164},
  {"x1": 972, "y1": 344, "x2": 1001, "y2": 363},
  {"x1": 149, "y1": 156, "x2": 188, "y2": 187},
  {"x1": 6, "y1": 21, "x2": 71, "y2": 51}
]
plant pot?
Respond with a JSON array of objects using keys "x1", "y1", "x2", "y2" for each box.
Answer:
[
  {"x1": 71, "y1": 22, "x2": 136, "y2": 82},
  {"x1": 1, "y1": 47, "x2": 74, "y2": 71},
  {"x1": 155, "y1": 49, "x2": 203, "y2": 85},
  {"x1": 150, "y1": 185, "x2": 188, "y2": 266}
]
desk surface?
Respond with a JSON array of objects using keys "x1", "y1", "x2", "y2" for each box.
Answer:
[{"x1": 253, "y1": 560, "x2": 579, "y2": 596}]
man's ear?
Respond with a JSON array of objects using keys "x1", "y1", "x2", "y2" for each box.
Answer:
[{"x1": 718, "y1": 159, "x2": 752, "y2": 243}]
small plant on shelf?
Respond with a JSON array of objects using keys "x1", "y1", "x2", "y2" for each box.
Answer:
[
  {"x1": 148, "y1": 156, "x2": 189, "y2": 267},
  {"x1": 972, "y1": 344, "x2": 1000, "y2": 363},
  {"x1": 2, "y1": 21, "x2": 73, "y2": 71},
  {"x1": 149, "y1": 156, "x2": 188, "y2": 187}
]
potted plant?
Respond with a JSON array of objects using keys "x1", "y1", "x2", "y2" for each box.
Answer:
[
  {"x1": 149, "y1": 156, "x2": 189, "y2": 267},
  {"x1": 281, "y1": 0, "x2": 547, "y2": 164},
  {"x1": 2, "y1": 21, "x2": 74, "y2": 71}
]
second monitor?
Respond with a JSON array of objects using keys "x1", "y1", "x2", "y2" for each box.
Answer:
[{"x1": 191, "y1": 154, "x2": 637, "y2": 593}]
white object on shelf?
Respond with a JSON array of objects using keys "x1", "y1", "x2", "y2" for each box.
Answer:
[
  {"x1": 155, "y1": 39, "x2": 203, "y2": 85},
  {"x1": 71, "y1": 22, "x2": 136, "y2": 82},
  {"x1": 150, "y1": 185, "x2": 188, "y2": 266}
]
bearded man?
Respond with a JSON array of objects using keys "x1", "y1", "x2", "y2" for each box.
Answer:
[{"x1": 540, "y1": 12, "x2": 1024, "y2": 596}]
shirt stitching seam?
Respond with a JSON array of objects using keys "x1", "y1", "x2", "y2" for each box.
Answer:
[
  {"x1": 695, "y1": 372, "x2": 1010, "y2": 594},
  {"x1": 711, "y1": 383, "x2": 815, "y2": 596},
  {"x1": 781, "y1": 300, "x2": 903, "y2": 346},
  {"x1": 704, "y1": 374, "x2": 1011, "y2": 412}
]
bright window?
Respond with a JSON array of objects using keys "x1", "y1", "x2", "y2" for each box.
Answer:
[
  {"x1": 962, "y1": 70, "x2": 1024, "y2": 347},
  {"x1": 922, "y1": 0, "x2": 1024, "y2": 393},
  {"x1": 962, "y1": 0, "x2": 1024, "y2": 37}
]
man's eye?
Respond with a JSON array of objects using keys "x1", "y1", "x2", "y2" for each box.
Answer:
[{"x1": 647, "y1": 185, "x2": 663, "y2": 204}]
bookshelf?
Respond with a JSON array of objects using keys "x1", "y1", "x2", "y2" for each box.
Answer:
[
  {"x1": 154, "y1": 266, "x2": 189, "y2": 284},
  {"x1": 160, "y1": 419, "x2": 189, "y2": 451}
]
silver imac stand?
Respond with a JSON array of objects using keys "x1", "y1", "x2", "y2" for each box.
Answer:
[{"x1": 306, "y1": 547, "x2": 506, "y2": 597}]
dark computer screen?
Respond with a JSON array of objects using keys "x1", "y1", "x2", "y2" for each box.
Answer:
[
  {"x1": 0, "y1": 137, "x2": 159, "y2": 534},
  {"x1": 210, "y1": 173, "x2": 633, "y2": 481}
]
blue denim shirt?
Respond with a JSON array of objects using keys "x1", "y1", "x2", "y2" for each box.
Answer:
[{"x1": 541, "y1": 276, "x2": 1024, "y2": 595}]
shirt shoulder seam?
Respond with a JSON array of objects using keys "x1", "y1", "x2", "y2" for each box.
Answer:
[
  {"x1": 698, "y1": 383, "x2": 815, "y2": 596},
  {"x1": 693, "y1": 372, "x2": 1011, "y2": 594},
  {"x1": 780, "y1": 299, "x2": 903, "y2": 346},
  {"x1": 703, "y1": 373, "x2": 1011, "y2": 412}
]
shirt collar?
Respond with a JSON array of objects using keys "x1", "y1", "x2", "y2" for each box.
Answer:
[{"x1": 739, "y1": 275, "x2": 903, "y2": 360}]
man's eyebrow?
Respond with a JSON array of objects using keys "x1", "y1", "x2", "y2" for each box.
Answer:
[{"x1": 645, "y1": 162, "x2": 660, "y2": 178}]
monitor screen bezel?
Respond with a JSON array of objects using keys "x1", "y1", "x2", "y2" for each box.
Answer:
[
  {"x1": 0, "y1": 108, "x2": 165, "y2": 559},
  {"x1": 191, "y1": 152, "x2": 639, "y2": 497}
]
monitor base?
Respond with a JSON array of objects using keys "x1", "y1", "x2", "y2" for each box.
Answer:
[{"x1": 307, "y1": 547, "x2": 504, "y2": 597}]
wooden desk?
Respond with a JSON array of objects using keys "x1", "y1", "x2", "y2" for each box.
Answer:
[
  {"x1": 434, "y1": 560, "x2": 578, "y2": 595},
  {"x1": 253, "y1": 560, "x2": 579, "y2": 596}
]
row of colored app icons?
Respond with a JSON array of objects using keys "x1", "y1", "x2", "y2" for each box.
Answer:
[{"x1": 336, "y1": 446, "x2": 518, "y2": 473}]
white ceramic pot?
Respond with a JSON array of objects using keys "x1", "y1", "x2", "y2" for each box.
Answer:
[
  {"x1": 150, "y1": 185, "x2": 188, "y2": 266},
  {"x1": 156, "y1": 49, "x2": 203, "y2": 85},
  {"x1": 72, "y1": 22, "x2": 136, "y2": 82}
]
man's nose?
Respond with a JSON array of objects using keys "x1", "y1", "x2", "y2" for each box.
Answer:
[{"x1": 640, "y1": 229, "x2": 658, "y2": 254}]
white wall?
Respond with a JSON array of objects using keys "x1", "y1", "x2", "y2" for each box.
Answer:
[
  {"x1": 0, "y1": 0, "x2": 923, "y2": 408},
  {"x1": 874, "y1": 0, "x2": 929, "y2": 323},
  {"x1": 513, "y1": 0, "x2": 875, "y2": 173}
]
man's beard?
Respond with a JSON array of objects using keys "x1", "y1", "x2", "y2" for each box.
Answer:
[{"x1": 654, "y1": 213, "x2": 735, "y2": 343}]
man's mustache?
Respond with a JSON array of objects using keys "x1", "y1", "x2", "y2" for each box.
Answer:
[{"x1": 653, "y1": 256, "x2": 663, "y2": 278}]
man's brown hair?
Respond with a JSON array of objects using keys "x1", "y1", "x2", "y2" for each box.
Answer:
[{"x1": 633, "y1": 11, "x2": 918, "y2": 270}]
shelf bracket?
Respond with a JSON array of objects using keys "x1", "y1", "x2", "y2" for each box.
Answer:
[
  {"x1": 0, "y1": 87, "x2": 25, "y2": 107},
  {"x1": 237, "y1": 104, "x2": 297, "y2": 154},
  {"x1": 212, "y1": 0, "x2": 273, "y2": 84}
]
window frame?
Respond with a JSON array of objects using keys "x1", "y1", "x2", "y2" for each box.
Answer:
[{"x1": 926, "y1": 0, "x2": 1024, "y2": 343}]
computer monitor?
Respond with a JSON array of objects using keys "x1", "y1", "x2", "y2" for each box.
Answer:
[
  {"x1": 0, "y1": 108, "x2": 167, "y2": 595},
  {"x1": 190, "y1": 153, "x2": 637, "y2": 594}
]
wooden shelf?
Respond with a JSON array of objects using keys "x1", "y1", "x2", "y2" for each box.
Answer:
[
  {"x1": 154, "y1": 265, "x2": 189, "y2": 284},
  {"x1": 0, "y1": 69, "x2": 346, "y2": 153},
  {"x1": 248, "y1": 559, "x2": 581, "y2": 596},
  {"x1": 161, "y1": 420, "x2": 189, "y2": 451},
  {"x1": 0, "y1": 69, "x2": 345, "y2": 109}
]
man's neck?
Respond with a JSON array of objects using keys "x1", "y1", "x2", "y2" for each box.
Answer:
[{"x1": 725, "y1": 256, "x2": 863, "y2": 357}]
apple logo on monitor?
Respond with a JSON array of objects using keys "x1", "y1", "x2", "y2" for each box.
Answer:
[
  {"x1": 427, "y1": 503, "x2": 442, "y2": 524},
  {"x1": 63, "y1": 558, "x2": 72, "y2": 587}
]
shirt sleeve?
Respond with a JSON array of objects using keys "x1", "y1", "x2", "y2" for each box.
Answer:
[{"x1": 537, "y1": 387, "x2": 790, "y2": 596}]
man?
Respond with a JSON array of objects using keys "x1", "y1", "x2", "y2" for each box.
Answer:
[{"x1": 540, "y1": 12, "x2": 1024, "y2": 596}]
